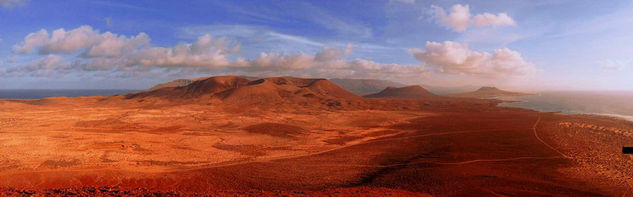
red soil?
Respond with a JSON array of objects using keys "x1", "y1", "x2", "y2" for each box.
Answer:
[
  {"x1": 1, "y1": 75, "x2": 632, "y2": 196},
  {"x1": 1, "y1": 186, "x2": 430, "y2": 196}
]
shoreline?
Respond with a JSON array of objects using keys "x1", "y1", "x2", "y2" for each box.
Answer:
[{"x1": 499, "y1": 100, "x2": 633, "y2": 123}]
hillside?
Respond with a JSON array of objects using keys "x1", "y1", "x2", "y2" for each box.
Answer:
[
  {"x1": 151, "y1": 77, "x2": 471, "y2": 96},
  {"x1": 363, "y1": 85, "x2": 438, "y2": 99},
  {"x1": 329, "y1": 78, "x2": 407, "y2": 95},
  {"x1": 147, "y1": 77, "x2": 210, "y2": 91},
  {"x1": 129, "y1": 76, "x2": 361, "y2": 106},
  {"x1": 147, "y1": 76, "x2": 260, "y2": 91}
]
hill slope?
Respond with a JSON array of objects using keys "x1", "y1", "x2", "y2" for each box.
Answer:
[
  {"x1": 147, "y1": 76, "x2": 260, "y2": 91},
  {"x1": 128, "y1": 76, "x2": 361, "y2": 106},
  {"x1": 363, "y1": 85, "x2": 438, "y2": 99},
  {"x1": 329, "y1": 78, "x2": 407, "y2": 95},
  {"x1": 147, "y1": 77, "x2": 210, "y2": 91}
]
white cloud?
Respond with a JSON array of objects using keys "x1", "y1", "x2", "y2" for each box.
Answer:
[
  {"x1": 429, "y1": 4, "x2": 516, "y2": 32},
  {"x1": 314, "y1": 44, "x2": 353, "y2": 62},
  {"x1": 408, "y1": 41, "x2": 536, "y2": 78},
  {"x1": 472, "y1": 13, "x2": 515, "y2": 27},
  {"x1": 38, "y1": 26, "x2": 101, "y2": 53},
  {"x1": 7, "y1": 25, "x2": 536, "y2": 85},
  {"x1": 82, "y1": 32, "x2": 150, "y2": 58},
  {"x1": 0, "y1": 0, "x2": 28, "y2": 8},
  {"x1": 230, "y1": 52, "x2": 426, "y2": 81},
  {"x1": 13, "y1": 25, "x2": 150, "y2": 56},
  {"x1": 3, "y1": 55, "x2": 72, "y2": 77},
  {"x1": 133, "y1": 34, "x2": 239, "y2": 68},
  {"x1": 178, "y1": 25, "x2": 409, "y2": 74},
  {"x1": 12, "y1": 29, "x2": 48, "y2": 53},
  {"x1": 222, "y1": 45, "x2": 426, "y2": 81},
  {"x1": 6, "y1": 25, "x2": 425, "y2": 82}
]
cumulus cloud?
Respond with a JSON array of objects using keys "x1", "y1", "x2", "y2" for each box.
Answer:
[
  {"x1": 132, "y1": 34, "x2": 239, "y2": 68},
  {"x1": 0, "y1": 0, "x2": 28, "y2": 8},
  {"x1": 314, "y1": 44, "x2": 354, "y2": 62},
  {"x1": 13, "y1": 25, "x2": 151, "y2": 56},
  {"x1": 3, "y1": 55, "x2": 73, "y2": 77},
  {"x1": 7, "y1": 25, "x2": 535, "y2": 84},
  {"x1": 408, "y1": 41, "x2": 536, "y2": 78},
  {"x1": 6, "y1": 26, "x2": 426, "y2": 81},
  {"x1": 429, "y1": 4, "x2": 516, "y2": 32},
  {"x1": 230, "y1": 45, "x2": 425, "y2": 80}
]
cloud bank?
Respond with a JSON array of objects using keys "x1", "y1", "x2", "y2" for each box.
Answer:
[
  {"x1": 429, "y1": 4, "x2": 516, "y2": 32},
  {"x1": 408, "y1": 41, "x2": 536, "y2": 78},
  {"x1": 6, "y1": 26, "x2": 426, "y2": 81},
  {"x1": 5, "y1": 25, "x2": 535, "y2": 85}
]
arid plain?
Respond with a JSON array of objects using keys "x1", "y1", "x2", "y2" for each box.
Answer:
[{"x1": 1, "y1": 76, "x2": 633, "y2": 196}]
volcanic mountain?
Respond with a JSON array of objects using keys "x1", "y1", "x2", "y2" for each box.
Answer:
[
  {"x1": 147, "y1": 76, "x2": 262, "y2": 91},
  {"x1": 148, "y1": 78, "x2": 200, "y2": 91},
  {"x1": 363, "y1": 85, "x2": 438, "y2": 99},
  {"x1": 128, "y1": 76, "x2": 360, "y2": 106},
  {"x1": 329, "y1": 78, "x2": 407, "y2": 95},
  {"x1": 448, "y1": 86, "x2": 533, "y2": 99}
]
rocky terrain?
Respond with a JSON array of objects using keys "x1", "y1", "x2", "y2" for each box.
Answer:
[{"x1": 1, "y1": 76, "x2": 631, "y2": 196}]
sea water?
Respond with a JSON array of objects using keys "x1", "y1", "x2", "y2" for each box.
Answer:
[{"x1": 499, "y1": 91, "x2": 633, "y2": 121}]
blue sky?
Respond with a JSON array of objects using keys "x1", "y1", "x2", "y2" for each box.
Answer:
[{"x1": 1, "y1": 0, "x2": 632, "y2": 90}]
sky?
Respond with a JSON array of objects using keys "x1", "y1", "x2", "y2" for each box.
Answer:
[{"x1": 1, "y1": 0, "x2": 632, "y2": 91}]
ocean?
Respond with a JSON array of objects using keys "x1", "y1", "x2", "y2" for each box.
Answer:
[
  {"x1": 499, "y1": 91, "x2": 633, "y2": 121},
  {"x1": 0, "y1": 89, "x2": 140, "y2": 99}
]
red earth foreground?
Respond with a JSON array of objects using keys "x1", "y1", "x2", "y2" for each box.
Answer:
[{"x1": 1, "y1": 76, "x2": 632, "y2": 196}]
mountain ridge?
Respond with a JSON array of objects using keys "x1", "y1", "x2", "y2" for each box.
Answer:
[{"x1": 363, "y1": 85, "x2": 439, "y2": 99}]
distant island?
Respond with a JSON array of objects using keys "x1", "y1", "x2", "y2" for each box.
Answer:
[{"x1": 447, "y1": 86, "x2": 533, "y2": 99}]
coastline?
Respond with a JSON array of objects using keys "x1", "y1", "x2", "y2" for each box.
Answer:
[{"x1": 498, "y1": 97, "x2": 633, "y2": 123}]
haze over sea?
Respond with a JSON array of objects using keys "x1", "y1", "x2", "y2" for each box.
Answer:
[
  {"x1": 500, "y1": 91, "x2": 633, "y2": 121},
  {"x1": 0, "y1": 89, "x2": 139, "y2": 99}
]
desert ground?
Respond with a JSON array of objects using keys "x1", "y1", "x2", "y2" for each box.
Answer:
[{"x1": 1, "y1": 76, "x2": 633, "y2": 196}]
